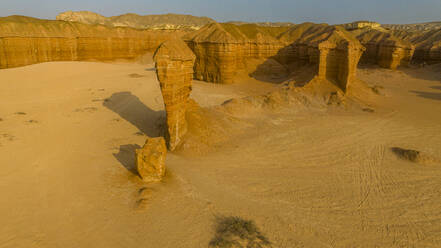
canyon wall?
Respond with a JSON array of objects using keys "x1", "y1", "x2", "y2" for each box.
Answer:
[
  {"x1": 153, "y1": 38, "x2": 196, "y2": 151},
  {"x1": 185, "y1": 23, "x2": 365, "y2": 90},
  {"x1": 350, "y1": 29, "x2": 415, "y2": 69},
  {"x1": 278, "y1": 24, "x2": 365, "y2": 91},
  {"x1": 391, "y1": 28, "x2": 441, "y2": 64},
  {"x1": 184, "y1": 23, "x2": 289, "y2": 84},
  {"x1": 0, "y1": 16, "x2": 182, "y2": 69}
]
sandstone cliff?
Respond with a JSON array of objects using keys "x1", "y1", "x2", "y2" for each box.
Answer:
[
  {"x1": 0, "y1": 16, "x2": 181, "y2": 69},
  {"x1": 350, "y1": 29, "x2": 415, "y2": 69},
  {"x1": 153, "y1": 38, "x2": 196, "y2": 151},
  {"x1": 278, "y1": 23, "x2": 365, "y2": 91},
  {"x1": 185, "y1": 22, "x2": 365, "y2": 90},
  {"x1": 57, "y1": 11, "x2": 215, "y2": 31},
  {"x1": 184, "y1": 23, "x2": 289, "y2": 84},
  {"x1": 391, "y1": 28, "x2": 441, "y2": 64}
]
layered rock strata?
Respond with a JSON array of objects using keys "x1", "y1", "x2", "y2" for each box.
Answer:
[
  {"x1": 135, "y1": 137, "x2": 167, "y2": 182},
  {"x1": 350, "y1": 29, "x2": 415, "y2": 69},
  {"x1": 184, "y1": 23, "x2": 289, "y2": 84},
  {"x1": 278, "y1": 24, "x2": 365, "y2": 91},
  {"x1": 153, "y1": 38, "x2": 196, "y2": 151},
  {"x1": 0, "y1": 16, "x2": 181, "y2": 69},
  {"x1": 391, "y1": 28, "x2": 441, "y2": 64},
  {"x1": 185, "y1": 22, "x2": 365, "y2": 90}
]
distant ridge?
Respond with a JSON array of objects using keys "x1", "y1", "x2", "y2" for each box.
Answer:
[
  {"x1": 225, "y1": 21, "x2": 295, "y2": 27},
  {"x1": 56, "y1": 11, "x2": 215, "y2": 30},
  {"x1": 382, "y1": 22, "x2": 441, "y2": 31}
]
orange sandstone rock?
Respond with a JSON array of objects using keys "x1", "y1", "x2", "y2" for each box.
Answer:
[
  {"x1": 153, "y1": 38, "x2": 196, "y2": 151},
  {"x1": 184, "y1": 23, "x2": 288, "y2": 84},
  {"x1": 135, "y1": 137, "x2": 167, "y2": 182},
  {"x1": 350, "y1": 29, "x2": 415, "y2": 69},
  {"x1": 0, "y1": 15, "x2": 181, "y2": 69},
  {"x1": 279, "y1": 24, "x2": 365, "y2": 91}
]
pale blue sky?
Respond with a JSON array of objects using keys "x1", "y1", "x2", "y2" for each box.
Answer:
[{"x1": 1, "y1": 0, "x2": 440, "y2": 24}]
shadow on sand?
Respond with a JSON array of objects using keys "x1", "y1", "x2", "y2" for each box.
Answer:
[
  {"x1": 409, "y1": 80, "x2": 441, "y2": 101},
  {"x1": 103, "y1": 91, "x2": 165, "y2": 137},
  {"x1": 410, "y1": 90, "x2": 441, "y2": 101},
  {"x1": 400, "y1": 64, "x2": 441, "y2": 81},
  {"x1": 113, "y1": 144, "x2": 141, "y2": 176},
  {"x1": 103, "y1": 91, "x2": 165, "y2": 175}
]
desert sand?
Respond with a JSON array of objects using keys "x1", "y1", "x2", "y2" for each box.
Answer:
[{"x1": 0, "y1": 61, "x2": 440, "y2": 247}]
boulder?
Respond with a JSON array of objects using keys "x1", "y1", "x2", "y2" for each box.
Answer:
[{"x1": 135, "y1": 137, "x2": 167, "y2": 182}]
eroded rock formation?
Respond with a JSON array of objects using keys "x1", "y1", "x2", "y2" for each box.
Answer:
[
  {"x1": 153, "y1": 38, "x2": 196, "y2": 151},
  {"x1": 0, "y1": 16, "x2": 181, "y2": 69},
  {"x1": 185, "y1": 22, "x2": 365, "y2": 90},
  {"x1": 135, "y1": 137, "x2": 167, "y2": 182},
  {"x1": 184, "y1": 23, "x2": 289, "y2": 84},
  {"x1": 391, "y1": 28, "x2": 441, "y2": 64},
  {"x1": 278, "y1": 24, "x2": 365, "y2": 91},
  {"x1": 350, "y1": 29, "x2": 415, "y2": 69}
]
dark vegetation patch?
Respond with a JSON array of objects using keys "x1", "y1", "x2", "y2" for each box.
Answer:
[
  {"x1": 391, "y1": 147, "x2": 421, "y2": 162},
  {"x1": 128, "y1": 73, "x2": 146, "y2": 78},
  {"x1": 209, "y1": 216, "x2": 271, "y2": 248},
  {"x1": 371, "y1": 85, "x2": 384, "y2": 95},
  {"x1": 362, "y1": 108, "x2": 375, "y2": 113},
  {"x1": 15, "y1": 112, "x2": 26, "y2": 115},
  {"x1": 74, "y1": 107, "x2": 98, "y2": 113}
]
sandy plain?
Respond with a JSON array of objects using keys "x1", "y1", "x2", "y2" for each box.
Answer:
[{"x1": 0, "y1": 61, "x2": 440, "y2": 247}]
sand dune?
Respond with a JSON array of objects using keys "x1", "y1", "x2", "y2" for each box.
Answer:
[{"x1": 0, "y1": 62, "x2": 440, "y2": 247}]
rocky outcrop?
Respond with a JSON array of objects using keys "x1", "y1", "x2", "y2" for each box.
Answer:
[
  {"x1": 392, "y1": 28, "x2": 441, "y2": 64},
  {"x1": 135, "y1": 137, "x2": 167, "y2": 182},
  {"x1": 0, "y1": 16, "x2": 181, "y2": 69},
  {"x1": 153, "y1": 38, "x2": 196, "y2": 151},
  {"x1": 278, "y1": 24, "x2": 365, "y2": 91},
  {"x1": 343, "y1": 21, "x2": 381, "y2": 30},
  {"x1": 350, "y1": 29, "x2": 415, "y2": 69},
  {"x1": 57, "y1": 11, "x2": 215, "y2": 31},
  {"x1": 184, "y1": 23, "x2": 289, "y2": 84}
]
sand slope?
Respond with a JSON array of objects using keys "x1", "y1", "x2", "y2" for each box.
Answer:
[{"x1": 0, "y1": 62, "x2": 440, "y2": 247}]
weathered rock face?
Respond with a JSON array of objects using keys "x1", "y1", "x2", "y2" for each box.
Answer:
[
  {"x1": 350, "y1": 29, "x2": 415, "y2": 69},
  {"x1": 57, "y1": 11, "x2": 215, "y2": 31},
  {"x1": 278, "y1": 24, "x2": 365, "y2": 91},
  {"x1": 185, "y1": 23, "x2": 364, "y2": 90},
  {"x1": 135, "y1": 137, "x2": 167, "y2": 182},
  {"x1": 0, "y1": 16, "x2": 181, "y2": 69},
  {"x1": 184, "y1": 23, "x2": 289, "y2": 84},
  {"x1": 318, "y1": 40, "x2": 364, "y2": 91},
  {"x1": 392, "y1": 28, "x2": 441, "y2": 64},
  {"x1": 153, "y1": 38, "x2": 196, "y2": 151}
]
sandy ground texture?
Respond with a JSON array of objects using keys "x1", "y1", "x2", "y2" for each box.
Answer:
[{"x1": 0, "y1": 62, "x2": 440, "y2": 247}]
